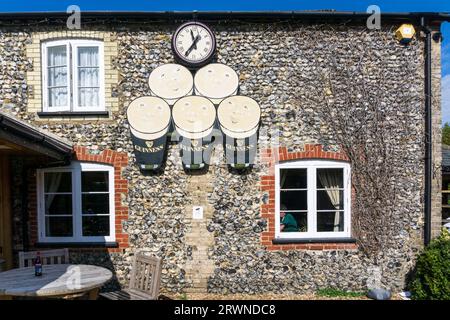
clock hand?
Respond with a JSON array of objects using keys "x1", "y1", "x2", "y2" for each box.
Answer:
[
  {"x1": 190, "y1": 29, "x2": 197, "y2": 49},
  {"x1": 185, "y1": 35, "x2": 201, "y2": 57}
]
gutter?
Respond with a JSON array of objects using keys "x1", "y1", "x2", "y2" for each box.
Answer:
[
  {"x1": 0, "y1": 113, "x2": 73, "y2": 162},
  {"x1": 0, "y1": 10, "x2": 448, "y2": 23},
  {"x1": 0, "y1": 114, "x2": 72, "y2": 155}
]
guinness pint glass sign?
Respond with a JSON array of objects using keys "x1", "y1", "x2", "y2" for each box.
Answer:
[
  {"x1": 194, "y1": 63, "x2": 239, "y2": 105},
  {"x1": 148, "y1": 64, "x2": 194, "y2": 105},
  {"x1": 127, "y1": 96, "x2": 171, "y2": 170},
  {"x1": 172, "y1": 96, "x2": 216, "y2": 169},
  {"x1": 218, "y1": 96, "x2": 261, "y2": 168}
]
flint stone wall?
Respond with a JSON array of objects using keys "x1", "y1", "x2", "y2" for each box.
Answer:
[{"x1": 0, "y1": 20, "x2": 429, "y2": 293}]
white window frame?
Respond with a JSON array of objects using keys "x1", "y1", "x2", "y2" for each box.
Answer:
[
  {"x1": 37, "y1": 162, "x2": 115, "y2": 243},
  {"x1": 275, "y1": 160, "x2": 351, "y2": 239},
  {"x1": 42, "y1": 39, "x2": 105, "y2": 112}
]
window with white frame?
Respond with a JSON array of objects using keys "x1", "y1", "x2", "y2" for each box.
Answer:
[
  {"x1": 275, "y1": 160, "x2": 351, "y2": 239},
  {"x1": 42, "y1": 39, "x2": 105, "y2": 112},
  {"x1": 37, "y1": 162, "x2": 115, "y2": 243}
]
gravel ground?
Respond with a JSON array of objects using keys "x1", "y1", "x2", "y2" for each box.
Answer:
[{"x1": 164, "y1": 293, "x2": 402, "y2": 300}]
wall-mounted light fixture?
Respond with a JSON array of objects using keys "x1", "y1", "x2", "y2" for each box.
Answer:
[{"x1": 395, "y1": 24, "x2": 416, "y2": 44}]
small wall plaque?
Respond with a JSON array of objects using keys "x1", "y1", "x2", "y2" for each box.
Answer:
[{"x1": 192, "y1": 206, "x2": 203, "y2": 219}]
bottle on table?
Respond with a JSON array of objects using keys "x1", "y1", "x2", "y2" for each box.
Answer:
[{"x1": 34, "y1": 252, "x2": 42, "y2": 276}]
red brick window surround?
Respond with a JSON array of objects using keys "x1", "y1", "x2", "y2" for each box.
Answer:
[
  {"x1": 260, "y1": 144, "x2": 357, "y2": 251},
  {"x1": 29, "y1": 146, "x2": 129, "y2": 252}
]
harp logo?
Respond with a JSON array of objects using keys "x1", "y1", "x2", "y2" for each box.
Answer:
[{"x1": 145, "y1": 141, "x2": 154, "y2": 148}]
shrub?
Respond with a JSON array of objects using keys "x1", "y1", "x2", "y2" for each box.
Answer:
[{"x1": 410, "y1": 229, "x2": 450, "y2": 300}]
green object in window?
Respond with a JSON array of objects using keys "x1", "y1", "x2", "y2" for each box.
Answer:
[{"x1": 281, "y1": 213, "x2": 298, "y2": 232}]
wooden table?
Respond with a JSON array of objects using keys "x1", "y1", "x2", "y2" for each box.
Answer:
[{"x1": 0, "y1": 264, "x2": 112, "y2": 300}]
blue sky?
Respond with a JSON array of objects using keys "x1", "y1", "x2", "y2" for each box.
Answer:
[{"x1": 0, "y1": 0, "x2": 449, "y2": 123}]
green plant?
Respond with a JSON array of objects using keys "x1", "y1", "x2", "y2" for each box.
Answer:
[
  {"x1": 316, "y1": 288, "x2": 364, "y2": 298},
  {"x1": 179, "y1": 293, "x2": 188, "y2": 300},
  {"x1": 443, "y1": 122, "x2": 450, "y2": 146},
  {"x1": 410, "y1": 229, "x2": 450, "y2": 300}
]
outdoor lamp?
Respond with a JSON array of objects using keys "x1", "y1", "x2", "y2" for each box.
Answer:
[{"x1": 395, "y1": 24, "x2": 416, "y2": 44}]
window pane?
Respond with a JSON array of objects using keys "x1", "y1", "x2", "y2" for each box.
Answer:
[
  {"x1": 44, "y1": 172, "x2": 72, "y2": 193},
  {"x1": 78, "y1": 88, "x2": 100, "y2": 107},
  {"x1": 78, "y1": 68, "x2": 99, "y2": 87},
  {"x1": 47, "y1": 45, "x2": 67, "y2": 66},
  {"x1": 317, "y1": 190, "x2": 344, "y2": 210},
  {"x1": 48, "y1": 87, "x2": 68, "y2": 107},
  {"x1": 45, "y1": 216, "x2": 73, "y2": 237},
  {"x1": 78, "y1": 46, "x2": 100, "y2": 107},
  {"x1": 280, "y1": 169, "x2": 307, "y2": 189},
  {"x1": 47, "y1": 45, "x2": 68, "y2": 108},
  {"x1": 45, "y1": 194, "x2": 72, "y2": 215},
  {"x1": 317, "y1": 211, "x2": 344, "y2": 232},
  {"x1": 48, "y1": 67, "x2": 68, "y2": 87},
  {"x1": 317, "y1": 168, "x2": 343, "y2": 189},
  {"x1": 82, "y1": 171, "x2": 109, "y2": 192},
  {"x1": 280, "y1": 212, "x2": 307, "y2": 232},
  {"x1": 78, "y1": 47, "x2": 99, "y2": 67},
  {"x1": 82, "y1": 216, "x2": 110, "y2": 236},
  {"x1": 280, "y1": 190, "x2": 307, "y2": 210},
  {"x1": 82, "y1": 194, "x2": 109, "y2": 215}
]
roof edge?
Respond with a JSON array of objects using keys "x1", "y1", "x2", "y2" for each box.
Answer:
[
  {"x1": 0, "y1": 10, "x2": 448, "y2": 22},
  {"x1": 0, "y1": 111, "x2": 73, "y2": 157}
]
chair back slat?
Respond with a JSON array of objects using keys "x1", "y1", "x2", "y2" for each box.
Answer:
[
  {"x1": 18, "y1": 249, "x2": 70, "y2": 268},
  {"x1": 129, "y1": 252, "x2": 161, "y2": 299},
  {"x1": 139, "y1": 261, "x2": 145, "y2": 290}
]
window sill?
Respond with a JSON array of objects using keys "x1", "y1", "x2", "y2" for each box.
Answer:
[
  {"x1": 34, "y1": 242, "x2": 119, "y2": 248},
  {"x1": 272, "y1": 238, "x2": 356, "y2": 244},
  {"x1": 37, "y1": 111, "x2": 110, "y2": 117}
]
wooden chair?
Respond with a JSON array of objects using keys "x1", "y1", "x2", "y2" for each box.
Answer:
[
  {"x1": 100, "y1": 252, "x2": 162, "y2": 300},
  {"x1": 18, "y1": 249, "x2": 69, "y2": 268}
]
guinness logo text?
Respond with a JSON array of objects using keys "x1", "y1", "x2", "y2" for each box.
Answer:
[
  {"x1": 180, "y1": 144, "x2": 210, "y2": 152},
  {"x1": 225, "y1": 144, "x2": 255, "y2": 152},
  {"x1": 135, "y1": 144, "x2": 164, "y2": 153}
]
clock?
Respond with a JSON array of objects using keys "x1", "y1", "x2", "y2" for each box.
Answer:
[{"x1": 171, "y1": 21, "x2": 216, "y2": 69}]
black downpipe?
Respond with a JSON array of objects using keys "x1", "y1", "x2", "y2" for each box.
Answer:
[{"x1": 421, "y1": 17, "x2": 432, "y2": 246}]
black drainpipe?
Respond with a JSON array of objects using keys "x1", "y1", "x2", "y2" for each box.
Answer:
[{"x1": 420, "y1": 17, "x2": 432, "y2": 246}]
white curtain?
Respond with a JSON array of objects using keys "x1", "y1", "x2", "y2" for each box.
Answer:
[
  {"x1": 44, "y1": 172, "x2": 63, "y2": 234},
  {"x1": 317, "y1": 170, "x2": 341, "y2": 232},
  {"x1": 280, "y1": 169, "x2": 288, "y2": 189},
  {"x1": 78, "y1": 47, "x2": 99, "y2": 107},
  {"x1": 45, "y1": 172, "x2": 63, "y2": 213},
  {"x1": 47, "y1": 46, "x2": 68, "y2": 107}
]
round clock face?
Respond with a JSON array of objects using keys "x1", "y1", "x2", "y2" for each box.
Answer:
[{"x1": 172, "y1": 22, "x2": 216, "y2": 68}]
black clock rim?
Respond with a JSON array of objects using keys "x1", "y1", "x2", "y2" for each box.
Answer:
[{"x1": 171, "y1": 21, "x2": 216, "y2": 68}]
